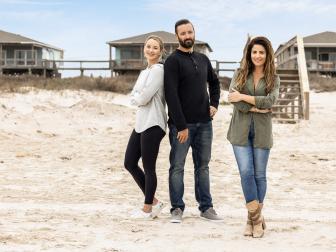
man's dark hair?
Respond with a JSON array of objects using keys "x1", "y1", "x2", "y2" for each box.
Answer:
[{"x1": 175, "y1": 19, "x2": 194, "y2": 34}]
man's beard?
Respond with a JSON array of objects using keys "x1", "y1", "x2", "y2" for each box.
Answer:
[{"x1": 178, "y1": 37, "x2": 195, "y2": 49}]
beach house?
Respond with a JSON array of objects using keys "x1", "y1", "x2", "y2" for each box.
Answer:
[
  {"x1": 275, "y1": 31, "x2": 336, "y2": 75},
  {"x1": 0, "y1": 29, "x2": 64, "y2": 77},
  {"x1": 107, "y1": 31, "x2": 212, "y2": 75}
]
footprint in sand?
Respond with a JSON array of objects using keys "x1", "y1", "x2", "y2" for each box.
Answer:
[{"x1": 16, "y1": 152, "x2": 41, "y2": 158}]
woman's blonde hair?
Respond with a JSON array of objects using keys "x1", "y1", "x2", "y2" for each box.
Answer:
[
  {"x1": 235, "y1": 36, "x2": 276, "y2": 94},
  {"x1": 144, "y1": 35, "x2": 165, "y2": 59}
]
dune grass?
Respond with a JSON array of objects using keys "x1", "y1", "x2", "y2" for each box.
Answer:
[
  {"x1": 0, "y1": 73, "x2": 334, "y2": 94},
  {"x1": 309, "y1": 74, "x2": 336, "y2": 92},
  {"x1": 0, "y1": 75, "x2": 137, "y2": 94}
]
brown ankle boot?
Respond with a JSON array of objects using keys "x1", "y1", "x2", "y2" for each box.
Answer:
[
  {"x1": 246, "y1": 200, "x2": 265, "y2": 238},
  {"x1": 259, "y1": 203, "x2": 266, "y2": 230},
  {"x1": 243, "y1": 212, "x2": 253, "y2": 236}
]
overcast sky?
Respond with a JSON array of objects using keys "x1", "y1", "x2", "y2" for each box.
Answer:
[{"x1": 1, "y1": 0, "x2": 335, "y2": 76}]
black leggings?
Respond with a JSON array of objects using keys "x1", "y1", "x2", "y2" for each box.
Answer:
[{"x1": 124, "y1": 126, "x2": 165, "y2": 204}]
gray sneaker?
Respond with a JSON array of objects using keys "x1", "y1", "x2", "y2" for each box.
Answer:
[
  {"x1": 170, "y1": 208, "x2": 183, "y2": 223},
  {"x1": 200, "y1": 207, "x2": 223, "y2": 222}
]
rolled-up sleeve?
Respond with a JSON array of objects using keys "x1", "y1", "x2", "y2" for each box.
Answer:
[
  {"x1": 255, "y1": 76, "x2": 280, "y2": 109},
  {"x1": 229, "y1": 70, "x2": 253, "y2": 113}
]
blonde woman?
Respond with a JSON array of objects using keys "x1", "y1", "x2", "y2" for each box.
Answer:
[
  {"x1": 124, "y1": 35, "x2": 167, "y2": 219},
  {"x1": 227, "y1": 36, "x2": 280, "y2": 237}
]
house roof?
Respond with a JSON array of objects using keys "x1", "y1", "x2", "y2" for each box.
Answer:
[
  {"x1": 276, "y1": 31, "x2": 336, "y2": 53},
  {"x1": 0, "y1": 29, "x2": 63, "y2": 52},
  {"x1": 303, "y1": 31, "x2": 336, "y2": 44},
  {"x1": 107, "y1": 30, "x2": 213, "y2": 52}
]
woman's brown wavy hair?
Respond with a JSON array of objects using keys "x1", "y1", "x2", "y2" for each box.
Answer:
[{"x1": 235, "y1": 36, "x2": 276, "y2": 94}]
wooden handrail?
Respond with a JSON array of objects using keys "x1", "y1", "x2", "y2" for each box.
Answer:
[
  {"x1": 210, "y1": 60, "x2": 240, "y2": 74},
  {"x1": 43, "y1": 59, "x2": 240, "y2": 74},
  {"x1": 296, "y1": 36, "x2": 310, "y2": 120},
  {"x1": 275, "y1": 55, "x2": 297, "y2": 66},
  {"x1": 275, "y1": 36, "x2": 297, "y2": 59}
]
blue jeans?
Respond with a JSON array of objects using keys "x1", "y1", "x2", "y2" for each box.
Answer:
[
  {"x1": 168, "y1": 121, "x2": 213, "y2": 212},
  {"x1": 232, "y1": 121, "x2": 270, "y2": 203}
]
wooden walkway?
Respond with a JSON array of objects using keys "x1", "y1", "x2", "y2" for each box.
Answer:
[
  {"x1": 42, "y1": 59, "x2": 240, "y2": 77},
  {"x1": 0, "y1": 58, "x2": 240, "y2": 77}
]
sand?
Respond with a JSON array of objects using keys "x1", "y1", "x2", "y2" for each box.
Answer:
[{"x1": 0, "y1": 89, "x2": 335, "y2": 252}]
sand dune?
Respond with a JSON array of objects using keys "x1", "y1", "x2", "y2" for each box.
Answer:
[{"x1": 0, "y1": 89, "x2": 335, "y2": 252}]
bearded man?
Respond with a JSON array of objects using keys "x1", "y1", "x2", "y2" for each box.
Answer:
[{"x1": 164, "y1": 19, "x2": 222, "y2": 223}]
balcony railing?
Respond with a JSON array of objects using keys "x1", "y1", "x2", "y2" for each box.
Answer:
[
  {"x1": 0, "y1": 58, "x2": 62, "y2": 68},
  {"x1": 113, "y1": 59, "x2": 147, "y2": 70},
  {"x1": 1, "y1": 58, "x2": 38, "y2": 67},
  {"x1": 306, "y1": 60, "x2": 336, "y2": 71}
]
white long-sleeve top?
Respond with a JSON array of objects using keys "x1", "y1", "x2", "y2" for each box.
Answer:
[{"x1": 130, "y1": 63, "x2": 167, "y2": 133}]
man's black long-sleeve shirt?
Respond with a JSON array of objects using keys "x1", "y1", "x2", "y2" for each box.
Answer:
[{"x1": 164, "y1": 49, "x2": 220, "y2": 131}]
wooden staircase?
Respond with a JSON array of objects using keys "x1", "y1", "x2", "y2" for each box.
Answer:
[
  {"x1": 273, "y1": 69, "x2": 302, "y2": 123},
  {"x1": 273, "y1": 35, "x2": 310, "y2": 123}
]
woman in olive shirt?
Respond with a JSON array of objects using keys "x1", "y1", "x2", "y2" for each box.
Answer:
[{"x1": 227, "y1": 36, "x2": 280, "y2": 238}]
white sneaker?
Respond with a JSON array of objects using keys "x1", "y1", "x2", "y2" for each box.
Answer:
[
  {"x1": 151, "y1": 201, "x2": 166, "y2": 218},
  {"x1": 130, "y1": 209, "x2": 153, "y2": 220}
]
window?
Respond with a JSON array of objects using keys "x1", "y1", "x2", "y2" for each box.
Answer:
[
  {"x1": 1, "y1": 50, "x2": 5, "y2": 65},
  {"x1": 15, "y1": 50, "x2": 26, "y2": 65},
  {"x1": 26, "y1": 50, "x2": 36, "y2": 65},
  {"x1": 329, "y1": 53, "x2": 336, "y2": 62},
  {"x1": 14, "y1": 50, "x2": 37, "y2": 65},
  {"x1": 305, "y1": 51, "x2": 312, "y2": 60},
  {"x1": 319, "y1": 53, "x2": 329, "y2": 61},
  {"x1": 294, "y1": 47, "x2": 298, "y2": 55},
  {"x1": 120, "y1": 47, "x2": 140, "y2": 60}
]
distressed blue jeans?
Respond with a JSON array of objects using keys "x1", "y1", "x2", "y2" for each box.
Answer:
[
  {"x1": 168, "y1": 121, "x2": 213, "y2": 212},
  {"x1": 232, "y1": 121, "x2": 270, "y2": 203}
]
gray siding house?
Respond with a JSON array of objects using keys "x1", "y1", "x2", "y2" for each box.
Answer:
[
  {"x1": 275, "y1": 31, "x2": 336, "y2": 74},
  {"x1": 0, "y1": 29, "x2": 64, "y2": 77},
  {"x1": 107, "y1": 31, "x2": 212, "y2": 75}
]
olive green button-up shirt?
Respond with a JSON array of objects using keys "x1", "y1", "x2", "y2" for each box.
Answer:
[{"x1": 227, "y1": 71, "x2": 280, "y2": 149}]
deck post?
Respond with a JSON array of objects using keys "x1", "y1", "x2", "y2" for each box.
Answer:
[
  {"x1": 0, "y1": 44, "x2": 2, "y2": 76},
  {"x1": 304, "y1": 91, "x2": 309, "y2": 120},
  {"x1": 43, "y1": 61, "x2": 47, "y2": 78},
  {"x1": 216, "y1": 61, "x2": 219, "y2": 76},
  {"x1": 80, "y1": 61, "x2": 84, "y2": 77},
  {"x1": 110, "y1": 60, "x2": 114, "y2": 77},
  {"x1": 109, "y1": 45, "x2": 113, "y2": 77}
]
